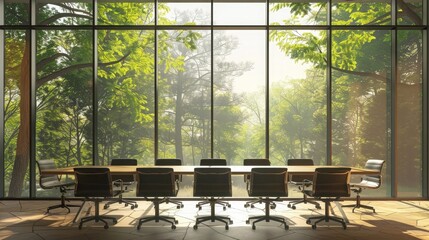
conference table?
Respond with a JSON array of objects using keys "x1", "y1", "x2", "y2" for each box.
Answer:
[
  {"x1": 42, "y1": 165, "x2": 378, "y2": 176},
  {"x1": 43, "y1": 165, "x2": 377, "y2": 224}
]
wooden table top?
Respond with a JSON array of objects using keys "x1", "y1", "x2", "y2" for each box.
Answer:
[{"x1": 42, "y1": 165, "x2": 378, "y2": 175}]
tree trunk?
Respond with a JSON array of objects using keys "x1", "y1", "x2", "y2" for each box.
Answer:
[
  {"x1": 175, "y1": 74, "x2": 184, "y2": 161},
  {"x1": 8, "y1": 31, "x2": 30, "y2": 197}
]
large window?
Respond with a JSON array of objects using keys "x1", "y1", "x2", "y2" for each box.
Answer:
[{"x1": 1, "y1": 0, "x2": 427, "y2": 199}]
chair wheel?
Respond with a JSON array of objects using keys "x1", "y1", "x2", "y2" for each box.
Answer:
[
  {"x1": 193, "y1": 225, "x2": 198, "y2": 230},
  {"x1": 270, "y1": 205, "x2": 276, "y2": 209},
  {"x1": 135, "y1": 204, "x2": 138, "y2": 208},
  {"x1": 137, "y1": 225, "x2": 141, "y2": 230},
  {"x1": 291, "y1": 205, "x2": 296, "y2": 210},
  {"x1": 306, "y1": 220, "x2": 311, "y2": 224},
  {"x1": 250, "y1": 204, "x2": 255, "y2": 208},
  {"x1": 172, "y1": 225, "x2": 176, "y2": 229},
  {"x1": 287, "y1": 203, "x2": 291, "y2": 208},
  {"x1": 223, "y1": 206, "x2": 226, "y2": 211},
  {"x1": 246, "y1": 220, "x2": 250, "y2": 224},
  {"x1": 125, "y1": 204, "x2": 128, "y2": 207},
  {"x1": 176, "y1": 205, "x2": 181, "y2": 209},
  {"x1": 78, "y1": 224, "x2": 82, "y2": 230},
  {"x1": 198, "y1": 206, "x2": 202, "y2": 210},
  {"x1": 284, "y1": 225, "x2": 289, "y2": 230},
  {"x1": 244, "y1": 203, "x2": 249, "y2": 208},
  {"x1": 229, "y1": 220, "x2": 233, "y2": 224},
  {"x1": 104, "y1": 225, "x2": 109, "y2": 229},
  {"x1": 316, "y1": 205, "x2": 321, "y2": 209},
  {"x1": 104, "y1": 205, "x2": 109, "y2": 209},
  {"x1": 312, "y1": 225, "x2": 316, "y2": 229},
  {"x1": 227, "y1": 204, "x2": 231, "y2": 207},
  {"x1": 343, "y1": 225, "x2": 347, "y2": 230},
  {"x1": 225, "y1": 225, "x2": 229, "y2": 230},
  {"x1": 131, "y1": 206, "x2": 135, "y2": 210},
  {"x1": 113, "y1": 220, "x2": 117, "y2": 224},
  {"x1": 252, "y1": 225, "x2": 256, "y2": 230},
  {"x1": 175, "y1": 220, "x2": 179, "y2": 224}
]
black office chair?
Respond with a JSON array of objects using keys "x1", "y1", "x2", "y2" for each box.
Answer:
[
  {"x1": 193, "y1": 167, "x2": 233, "y2": 230},
  {"x1": 242, "y1": 159, "x2": 275, "y2": 208},
  {"x1": 304, "y1": 167, "x2": 351, "y2": 229},
  {"x1": 246, "y1": 168, "x2": 289, "y2": 230},
  {"x1": 287, "y1": 159, "x2": 321, "y2": 210},
  {"x1": 74, "y1": 167, "x2": 119, "y2": 229},
  {"x1": 342, "y1": 159, "x2": 385, "y2": 213},
  {"x1": 136, "y1": 168, "x2": 179, "y2": 230},
  {"x1": 36, "y1": 159, "x2": 81, "y2": 214},
  {"x1": 104, "y1": 158, "x2": 138, "y2": 210},
  {"x1": 155, "y1": 158, "x2": 184, "y2": 209},
  {"x1": 200, "y1": 158, "x2": 227, "y2": 166},
  {"x1": 196, "y1": 158, "x2": 231, "y2": 210}
]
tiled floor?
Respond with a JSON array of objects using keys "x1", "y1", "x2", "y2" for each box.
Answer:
[{"x1": 1, "y1": 199, "x2": 429, "y2": 240}]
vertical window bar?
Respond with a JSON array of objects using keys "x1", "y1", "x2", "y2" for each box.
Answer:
[
  {"x1": 265, "y1": 0, "x2": 269, "y2": 159},
  {"x1": 391, "y1": 0, "x2": 398, "y2": 198},
  {"x1": 154, "y1": 0, "x2": 159, "y2": 161},
  {"x1": 210, "y1": 0, "x2": 214, "y2": 158},
  {"x1": 30, "y1": 0, "x2": 36, "y2": 198},
  {"x1": 93, "y1": 0, "x2": 98, "y2": 165},
  {"x1": 423, "y1": 0, "x2": 428, "y2": 198},
  {"x1": 327, "y1": 0, "x2": 332, "y2": 166},
  {"x1": 0, "y1": 0, "x2": 5, "y2": 198}
]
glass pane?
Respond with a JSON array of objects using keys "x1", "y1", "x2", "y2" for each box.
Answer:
[
  {"x1": 397, "y1": 30, "x2": 422, "y2": 197},
  {"x1": 269, "y1": 30, "x2": 327, "y2": 166},
  {"x1": 214, "y1": 2, "x2": 265, "y2": 25},
  {"x1": 332, "y1": 0, "x2": 391, "y2": 25},
  {"x1": 97, "y1": 30, "x2": 155, "y2": 166},
  {"x1": 5, "y1": 0, "x2": 30, "y2": 25},
  {"x1": 158, "y1": 1, "x2": 210, "y2": 25},
  {"x1": 98, "y1": 0, "x2": 154, "y2": 25},
  {"x1": 213, "y1": 30, "x2": 266, "y2": 164},
  {"x1": 398, "y1": 0, "x2": 423, "y2": 25},
  {"x1": 35, "y1": 30, "x2": 93, "y2": 197},
  {"x1": 332, "y1": 30, "x2": 391, "y2": 197},
  {"x1": 269, "y1": 0, "x2": 327, "y2": 25},
  {"x1": 158, "y1": 30, "x2": 211, "y2": 165},
  {"x1": 4, "y1": 30, "x2": 30, "y2": 198},
  {"x1": 36, "y1": 0, "x2": 93, "y2": 25}
]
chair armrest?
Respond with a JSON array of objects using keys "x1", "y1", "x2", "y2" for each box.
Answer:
[{"x1": 112, "y1": 179, "x2": 124, "y2": 192}]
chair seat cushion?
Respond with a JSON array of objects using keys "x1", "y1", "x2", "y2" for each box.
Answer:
[
  {"x1": 42, "y1": 179, "x2": 75, "y2": 189},
  {"x1": 351, "y1": 179, "x2": 379, "y2": 189}
]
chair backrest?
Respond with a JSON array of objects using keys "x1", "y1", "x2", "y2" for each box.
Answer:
[
  {"x1": 136, "y1": 168, "x2": 176, "y2": 197},
  {"x1": 243, "y1": 158, "x2": 271, "y2": 166},
  {"x1": 36, "y1": 159, "x2": 60, "y2": 189},
  {"x1": 200, "y1": 158, "x2": 227, "y2": 166},
  {"x1": 110, "y1": 158, "x2": 137, "y2": 182},
  {"x1": 155, "y1": 158, "x2": 182, "y2": 166},
  {"x1": 74, "y1": 168, "x2": 113, "y2": 197},
  {"x1": 362, "y1": 159, "x2": 385, "y2": 188},
  {"x1": 249, "y1": 168, "x2": 288, "y2": 197},
  {"x1": 312, "y1": 167, "x2": 351, "y2": 198},
  {"x1": 193, "y1": 168, "x2": 232, "y2": 197},
  {"x1": 287, "y1": 158, "x2": 314, "y2": 182}
]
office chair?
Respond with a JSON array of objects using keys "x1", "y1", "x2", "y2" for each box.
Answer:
[
  {"x1": 36, "y1": 159, "x2": 81, "y2": 214},
  {"x1": 196, "y1": 158, "x2": 231, "y2": 210},
  {"x1": 242, "y1": 159, "x2": 275, "y2": 209},
  {"x1": 342, "y1": 159, "x2": 385, "y2": 213},
  {"x1": 74, "y1": 167, "x2": 119, "y2": 229},
  {"x1": 104, "y1": 158, "x2": 138, "y2": 210},
  {"x1": 200, "y1": 158, "x2": 227, "y2": 166},
  {"x1": 246, "y1": 168, "x2": 289, "y2": 230},
  {"x1": 155, "y1": 158, "x2": 184, "y2": 209},
  {"x1": 287, "y1": 159, "x2": 321, "y2": 210},
  {"x1": 193, "y1": 167, "x2": 233, "y2": 230},
  {"x1": 304, "y1": 167, "x2": 351, "y2": 229},
  {"x1": 136, "y1": 168, "x2": 179, "y2": 230}
]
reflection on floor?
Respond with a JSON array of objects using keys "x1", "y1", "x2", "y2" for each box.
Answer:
[{"x1": 1, "y1": 199, "x2": 429, "y2": 240}]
